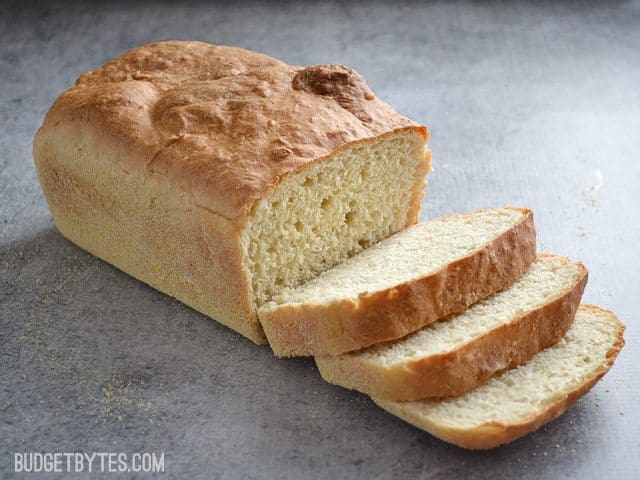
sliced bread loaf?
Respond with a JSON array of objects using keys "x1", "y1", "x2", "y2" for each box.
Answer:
[
  {"x1": 259, "y1": 207, "x2": 536, "y2": 356},
  {"x1": 316, "y1": 254, "x2": 587, "y2": 400},
  {"x1": 34, "y1": 41, "x2": 430, "y2": 344},
  {"x1": 374, "y1": 305, "x2": 625, "y2": 450}
]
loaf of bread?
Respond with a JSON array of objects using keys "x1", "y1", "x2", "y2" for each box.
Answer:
[
  {"x1": 33, "y1": 41, "x2": 430, "y2": 343},
  {"x1": 316, "y1": 254, "x2": 587, "y2": 400},
  {"x1": 260, "y1": 207, "x2": 536, "y2": 356},
  {"x1": 34, "y1": 41, "x2": 625, "y2": 450},
  {"x1": 374, "y1": 305, "x2": 625, "y2": 449}
]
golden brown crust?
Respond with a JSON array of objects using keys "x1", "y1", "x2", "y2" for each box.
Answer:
[
  {"x1": 316, "y1": 256, "x2": 588, "y2": 400},
  {"x1": 37, "y1": 41, "x2": 425, "y2": 222},
  {"x1": 374, "y1": 305, "x2": 626, "y2": 450},
  {"x1": 259, "y1": 208, "x2": 537, "y2": 356}
]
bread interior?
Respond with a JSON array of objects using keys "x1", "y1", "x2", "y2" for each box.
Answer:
[{"x1": 242, "y1": 132, "x2": 428, "y2": 307}]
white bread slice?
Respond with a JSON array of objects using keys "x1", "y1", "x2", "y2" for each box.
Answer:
[
  {"x1": 316, "y1": 254, "x2": 587, "y2": 400},
  {"x1": 374, "y1": 305, "x2": 625, "y2": 450},
  {"x1": 259, "y1": 207, "x2": 536, "y2": 356}
]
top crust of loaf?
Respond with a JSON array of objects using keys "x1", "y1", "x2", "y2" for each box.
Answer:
[{"x1": 35, "y1": 41, "x2": 427, "y2": 221}]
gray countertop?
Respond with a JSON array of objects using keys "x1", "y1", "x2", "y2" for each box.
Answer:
[{"x1": 1, "y1": 1, "x2": 639, "y2": 478}]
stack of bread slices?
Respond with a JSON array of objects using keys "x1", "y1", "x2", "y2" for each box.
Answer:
[
  {"x1": 33, "y1": 41, "x2": 625, "y2": 449},
  {"x1": 260, "y1": 207, "x2": 624, "y2": 449}
]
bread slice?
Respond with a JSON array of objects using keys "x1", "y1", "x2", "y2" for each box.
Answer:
[
  {"x1": 374, "y1": 305, "x2": 625, "y2": 449},
  {"x1": 259, "y1": 207, "x2": 536, "y2": 356},
  {"x1": 316, "y1": 254, "x2": 587, "y2": 400}
]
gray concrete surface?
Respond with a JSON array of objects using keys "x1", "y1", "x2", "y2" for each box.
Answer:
[{"x1": 1, "y1": 1, "x2": 639, "y2": 478}]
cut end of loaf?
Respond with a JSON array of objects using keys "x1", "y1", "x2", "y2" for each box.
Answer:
[{"x1": 242, "y1": 130, "x2": 429, "y2": 308}]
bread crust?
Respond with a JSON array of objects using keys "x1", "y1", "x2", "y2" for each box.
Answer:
[
  {"x1": 316, "y1": 255, "x2": 587, "y2": 400},
  {"x1": 374, "y1": 305, "x2": 625, "y2": 449},
  {"x1": 259, "y1": 208, "x2": 537, "y2": 356}
]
